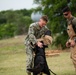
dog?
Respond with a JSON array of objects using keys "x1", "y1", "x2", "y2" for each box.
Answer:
[{"x1": 27, "y1": 30, "x2": 56, "y2": 75}]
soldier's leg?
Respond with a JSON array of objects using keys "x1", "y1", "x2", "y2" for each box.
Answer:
[
  {"x1": 71, "y1": 46, "x2": 76, "y2": 71},
  {"x1": 72, "y1": 60, "x2": 76, "y2": 71},
  {"x1": 26, "y1": 46, "x2": 34, "y2": 75}
]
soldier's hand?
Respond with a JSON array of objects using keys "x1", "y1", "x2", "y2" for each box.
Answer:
[
  {"x1": 37, "y1": 41, "x2": 43, "y2": 48},
  {"x1": 70, "y1": 40, "x2": 75, "y2": 47},
  {"x1": 66, "y1": 41, "x2": 71, "y2": 48}
]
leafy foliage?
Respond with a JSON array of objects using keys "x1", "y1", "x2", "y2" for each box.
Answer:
[
  {"x1": 33, "y1": 0, "x2": 76, "y2": 49},
  {"x1": 0, "y1": 9, "x2": 33, "y2": 39}
]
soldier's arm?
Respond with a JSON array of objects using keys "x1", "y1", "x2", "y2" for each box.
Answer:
[
  {"x1": 72, "y1": 18, "x2": 76, "y2": 43},
  {"x1": 72, "y1": 18, "x2": 76, "y2": 26},
  {"x1": 28, "y1": 24, "x2": 37, "y2": 45},
  {"x1": 72, "y1": 18, "x2": 76, "y2": 33}
]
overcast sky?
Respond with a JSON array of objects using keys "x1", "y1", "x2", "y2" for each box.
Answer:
[{"x1": 0, "y1": 0, "x2": 38, "y2": 11}]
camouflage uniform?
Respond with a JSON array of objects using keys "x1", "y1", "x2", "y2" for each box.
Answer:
[
  {"x1": 25, "y1": 22, "x2": 49, "y2": 74},
  {"x1": 67, "y1": 17, "x2": 76, "y2": 70}
]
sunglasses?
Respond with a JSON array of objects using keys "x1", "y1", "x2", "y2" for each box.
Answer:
[{"x1": 63, "y1": 13, "x2": 68, "y2": 16}]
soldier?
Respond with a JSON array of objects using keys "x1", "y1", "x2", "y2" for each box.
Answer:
[
  {"x1": 62, "y1": 6, "x2": 76, "y2": 71},
  {"x1": 25, "y1": 15, "x2": 50, "y2": 75}
]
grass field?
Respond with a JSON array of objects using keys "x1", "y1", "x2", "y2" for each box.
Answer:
[{"x1": 0, "y1": 35, "x2": 76, "y2": 75}]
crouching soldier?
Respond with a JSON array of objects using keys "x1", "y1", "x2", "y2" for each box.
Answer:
[
  {"x1": 27, "y1": 30, "x2": 56, "y2": 75},
  {"x1": 25, "y1": 15, "x2": 50, "y2": 75}
]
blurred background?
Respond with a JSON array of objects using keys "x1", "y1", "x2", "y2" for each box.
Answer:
[
  {"x1": 0, "y1": 0, "x2": 76, "y2": 75},
  {"x1": 0, "y1": 0, "x2": 76, "y2": 49}
]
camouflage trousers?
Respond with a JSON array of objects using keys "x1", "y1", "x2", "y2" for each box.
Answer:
[
  {"x1": 70, "y1": 45, "x2": 76, "y2": 70},
  {"x1": 25, "y1": 45, "x2": 34, "y2": 73}
]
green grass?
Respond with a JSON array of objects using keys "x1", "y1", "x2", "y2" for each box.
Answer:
[
  {"x1": 47, "y1": 52, "x2": 76, "y2": 75},
  {"x1": 0, "y1": 35, "x2": 76, "y2": 75}
]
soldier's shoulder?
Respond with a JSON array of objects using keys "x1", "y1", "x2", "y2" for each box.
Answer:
[
  {"x1": 72, "y1": 17, "x2": 76, "y2": 25},
  {"x1": 73, "y1": 17, "x2": 76, "y2": 21},
  {"x1": 30, "y1": 22, "x2": 38, "y2": 27},
  {"x1": 44, "y1": 26, "x2": 48, "y2": 28},
  {"x1": 43, "y1": 26, "x2": 49, "y2": 30}
]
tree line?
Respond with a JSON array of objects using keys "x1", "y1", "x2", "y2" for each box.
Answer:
[
  {"x1": 0, "y1": 9, "x2": 34, "y2": 39},
  {"x1": 33, "y1": 0, "x2": 76, "y2": 49}
]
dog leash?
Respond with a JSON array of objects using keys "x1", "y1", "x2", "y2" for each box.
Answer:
[{"x1": 49, "y1": 69, "x2": 57, "y2": 75}]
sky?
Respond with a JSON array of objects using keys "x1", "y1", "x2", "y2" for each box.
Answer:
[{"x1": 0, "y1": 0, "x2": 38, "y2": 11}]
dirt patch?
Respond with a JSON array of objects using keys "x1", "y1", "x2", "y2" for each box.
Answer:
[{"x1": 45, "y1": 50, "x2": 61, "y2": 57}]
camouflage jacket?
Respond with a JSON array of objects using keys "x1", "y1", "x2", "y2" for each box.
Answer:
[
  {"x1": 25, "y1": 22, "x2": 49, "y2": 46},
  {"x1": 67, "y1": 16, "x2": 76, "y2": 33},
  {"x1": 67, "y1": 17, "x2": 76, "y2": 42}
]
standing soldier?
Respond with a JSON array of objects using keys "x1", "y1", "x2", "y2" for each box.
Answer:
[
  {"x1": 62, "y1": 6, "x2": 76, "y2": 71},
  {"x1": 25, "y1": 15, "x2": 50, "y2": 75}
]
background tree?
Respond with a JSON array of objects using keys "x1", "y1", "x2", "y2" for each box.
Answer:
[
  {"x1": 33, "y1": 0, "x2": 76, "y2": 49},
  {"x1": 0, "y1": 9, "x2": 33, "y2": 39}
]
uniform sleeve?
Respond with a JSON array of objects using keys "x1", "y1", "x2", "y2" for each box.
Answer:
[
  {"x1": 28, "y1": 24, "x2": 37, "y2": 45},
  {"x1": 72, "y1": 18, "x2": 76, "y2": 26},
  {"x1": 72, "y1": 18, "x2": 76, "y2": 42},
  {"x1": 72, "y1": 18, "x2": 76, "y2": 33}
]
